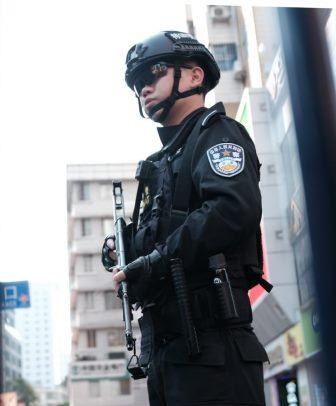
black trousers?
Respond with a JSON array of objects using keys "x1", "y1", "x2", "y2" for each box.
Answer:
[{"x1": 146, "y1": 327, "x2": 268, "y2": 406}]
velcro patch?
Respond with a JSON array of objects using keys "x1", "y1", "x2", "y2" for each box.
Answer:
[{"x1": 207, "y1": 143, "x2": 245, "y2": 177}]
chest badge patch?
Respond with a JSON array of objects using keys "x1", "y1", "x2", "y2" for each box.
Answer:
[{"x1": 207, "y1": 143, "x2": 245, "y2": 177}]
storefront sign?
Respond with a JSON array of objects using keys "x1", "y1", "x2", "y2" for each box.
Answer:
[
  {"x1": 266, "y1": 48, "x2": 285, "y2": 104},
  {"x1": 71, "y1": 359, "x2": 128, "y2": 381},
  {"x1": 284, "y1": 323, "x2": 305, "y2": 366},
  {"x1": 264, "y1": 334, "x2": 290, "y2": 380},
  {"x1": 301, "y1": 305, "x2": 321, "y2": 355},
  {"x1": 268, "y1": 345, "x2": 285, "y2": 369}
]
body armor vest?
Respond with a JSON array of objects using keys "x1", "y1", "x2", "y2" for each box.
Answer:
[{"x1": 132, "y1": 107, "x2": 272, "y2": 298}]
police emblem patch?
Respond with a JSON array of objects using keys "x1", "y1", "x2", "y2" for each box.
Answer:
[{"x1": 207, "y1": 143, "x2": 245, "y2": 177}]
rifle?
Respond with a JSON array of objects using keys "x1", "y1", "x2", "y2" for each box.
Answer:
[
  {"x1": 112, "y1": 181, "x2": 147, "y2": 379},
  {"x1": 112, "y1": 181, "x2": 134, "y2": 351}
]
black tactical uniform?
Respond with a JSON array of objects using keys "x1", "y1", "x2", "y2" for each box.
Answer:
[{"x1": 102, "y1": 31, "x2": 270, "y2": 406}]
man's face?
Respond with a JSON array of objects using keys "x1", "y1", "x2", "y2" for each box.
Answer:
[{"x1": 135, "y1": 62, "x2": 197, "y2": 123}]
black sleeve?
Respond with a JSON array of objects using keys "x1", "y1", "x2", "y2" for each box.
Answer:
[{"x1": 165, "y1": 117, "x2": 262, "y2": 269}]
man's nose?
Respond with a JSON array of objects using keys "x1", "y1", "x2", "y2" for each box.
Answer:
[{"x1": 141, "y1": 84, "x2": 153, "y2": 98}]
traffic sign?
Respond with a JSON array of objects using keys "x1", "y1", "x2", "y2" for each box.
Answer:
[{"x1": 0, "y1": 281, "x2": 31, "y2": 310}]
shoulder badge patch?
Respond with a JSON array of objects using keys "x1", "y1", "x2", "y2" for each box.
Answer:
[{"x1": 207, "y1": 143, "x2": 245, "y2": 177}]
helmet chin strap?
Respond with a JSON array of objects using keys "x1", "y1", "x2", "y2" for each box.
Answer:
[{"x1": 137, "y1": 64, "x2": 204, "y2": 123}]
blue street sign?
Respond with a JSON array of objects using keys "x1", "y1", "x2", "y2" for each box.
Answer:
[{"x1": 0, "y1": 281, "x2": 31, "y2": 310}]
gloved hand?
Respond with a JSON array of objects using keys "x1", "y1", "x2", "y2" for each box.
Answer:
[
  {"x1": 113, "y1": 248, "x2": 167, "y2": 301},
  {"x1": 101, "y1": 235, "x2": 117, "y2": 271},
  {"x1": 123, "y1": 249, "x2": 165, "y2": 281}
]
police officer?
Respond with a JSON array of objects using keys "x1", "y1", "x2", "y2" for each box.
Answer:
[{"x1": 102, "y1": 31, "x2": 270, "y2": 405}]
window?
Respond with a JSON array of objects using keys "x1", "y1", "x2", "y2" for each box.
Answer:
[
  {"x1": 275, "y1": 230, "x2": 284, "y2": 240},
  {"x1": 83, "y1": 255, "x2": 93, "y2": 272},
  {"x1": 81, "y1": 219, "x2": 92, "y2": 237},
  {"x1": 104, "y1": 291, "x2": 121, "y2": 310},
  {"x1": 212, "y1": 43, "x2": 238, "y2": 71},
  {"x1": 107, "y1": 329, "x2": 124, "y2": 347},
  {"x1": 89, "y1": 381, "x2": 100, "y2": 397},
  {"x1": 102, "y1": 218, "x2": 114, "y2": 236},
  {"x1": 120, "y1": 379, "x2": 131, "y2": 395},
  {"x1": 100, "y1": 183, "x2": 112, "y2": 200},
  {"x1": 78, "y1": 182, "x2": 90, "y2": 201},
  {"x1": 87, "y1": 330, "x2": 96, "y2": 348},
  {"x1": 267, "y1": 164, "x2": 276, "y2": 174},
  {"x1": 108, "y1": 351, "x2": 125, "y2": 360},
  {"x1": 84, "y1": 292, "x2": 94, "y2": 310}
]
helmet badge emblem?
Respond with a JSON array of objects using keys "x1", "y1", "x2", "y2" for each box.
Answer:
[{"x1": 135, "y1": 43, "x2": 147, "y2": 58}]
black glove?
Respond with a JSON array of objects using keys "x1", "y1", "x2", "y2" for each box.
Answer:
[
  {"x1": 101, "y1": 235, "x2": 116, "y2": 272},
  {"x1": 119, "y1": 249, "x2": 167, "y2": 302}
]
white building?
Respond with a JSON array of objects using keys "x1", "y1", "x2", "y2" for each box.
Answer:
[
  {"x1": 67, "y1": 163, "x2": 148, "y2": 406},
  {"x1": 15, "y1": 283, "x2": 56, "y2": 389},
  {"x1": 186, "y1": 5, "x2": 247, "y2": 118},
  {"x1": 34, "y1": 384, "x2": 68, "y2": 406},
  {"x1": 206, "y1": 5, "x2": 247, "y2": 118}
]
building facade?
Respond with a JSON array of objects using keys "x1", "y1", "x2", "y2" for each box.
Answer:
[
  {"x1": 67, "y1": 164, "x2": 148, "y2": 406},
  {"x1": 206, "y1": 5, "x2": 246, "y2": 118},
  {"x1": 235, "y1": 7, "x2": 326, "y2": 405},
  {"x1": 34, "y1": 384, "x2": 69, "y2": 406},
  {"x1": 15, "y1": 283, "x2": 56, "y2": 390},
  {"x1": 187, "y1": 5, "x2": 327, "y2": 405},
  {"x1": 186, "y1": 5, "x2": 247, "y2": 118},
  {"x1": 1, "y1": 310, "x2": 22, "y2": 392}
]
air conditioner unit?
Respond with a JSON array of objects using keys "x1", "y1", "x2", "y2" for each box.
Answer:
[
  {"x1": 233, "y1": 60, "x2": 247, "y2": 83},
  {"x1": 210, "y1": 6, "x2": 232, "y2": 23}
]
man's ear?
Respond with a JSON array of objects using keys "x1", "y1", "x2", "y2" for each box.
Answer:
[{"x1": 190, "y1": 66, "x2": 205, "y2": 88}]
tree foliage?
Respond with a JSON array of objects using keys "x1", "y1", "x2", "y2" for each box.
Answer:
[{"x1": 11, "y1": 378, "x2": 38, "y2": 406}]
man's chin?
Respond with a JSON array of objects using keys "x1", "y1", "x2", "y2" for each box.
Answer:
[{"x1": 148, "y1": 108, "x2": 164, "y2": 123}]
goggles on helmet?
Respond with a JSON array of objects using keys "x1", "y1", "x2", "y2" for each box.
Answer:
[{"x1": 133, "y1": 61, "x2": 192, "y2": 97}]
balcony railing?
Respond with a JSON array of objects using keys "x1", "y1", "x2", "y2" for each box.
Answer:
[
  {"x1": 72, "y1": 309, "x2": 124, "y2": 329},
  {"x1": 70, "y1": 237, "x2": 102, "y2": 255},
  {"x1": 72, "y1": 272, "x2": 114, "y2": 292},
  {"x1": 70, "y1": 200, "x2": 134, "y2": 219}
]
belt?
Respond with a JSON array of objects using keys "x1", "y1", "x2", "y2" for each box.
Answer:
[
  {"x1": 150, "y1": 284, "x2": 252, "y2": 337},
  {"x1": 185, "y1": 266, "x2": 248, "y2": 290}
]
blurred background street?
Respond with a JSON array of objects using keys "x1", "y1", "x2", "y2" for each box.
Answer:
[{"x1": 0, "y1": 2, "x2": 335, "y2": 405}]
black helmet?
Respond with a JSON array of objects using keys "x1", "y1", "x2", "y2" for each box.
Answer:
[{"x1": 125, "y1": 31, "x2": 220, "y2": 93}]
